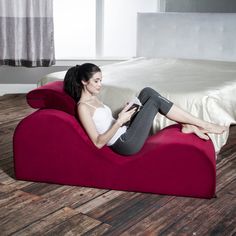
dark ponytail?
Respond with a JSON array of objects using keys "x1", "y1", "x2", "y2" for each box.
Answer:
[{"x1": 64, "y1": 63, "x2": 101, "y2": 102}]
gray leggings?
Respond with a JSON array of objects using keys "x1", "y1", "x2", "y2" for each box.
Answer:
[{"x1": 110, "y1": 87, "x2": 173, "y2": 156}]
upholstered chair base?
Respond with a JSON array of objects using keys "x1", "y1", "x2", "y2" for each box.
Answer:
[{"x1": 13, "y1": 81, "x2": 216, "y2": 198}]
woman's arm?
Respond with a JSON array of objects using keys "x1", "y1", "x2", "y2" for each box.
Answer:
[{"x1": 78, "y1": 104, "x2": 136, "y2": 149}]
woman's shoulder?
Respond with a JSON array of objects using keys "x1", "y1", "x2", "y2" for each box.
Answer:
[
  {"x1": 77, "y1": 102, "x2": 93, "y2": 116},
  {"x1": 78, "y1": 101, "x2": 95, "y2": 108}
]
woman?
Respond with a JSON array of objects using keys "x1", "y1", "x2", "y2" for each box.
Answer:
[{"x1": 64, "y1": 63, "x2": 226, "y2": 155}]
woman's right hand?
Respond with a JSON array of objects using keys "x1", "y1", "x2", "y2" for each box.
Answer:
[{"x1": 117, "y1": 104, "x2": 137, "y2": 126}]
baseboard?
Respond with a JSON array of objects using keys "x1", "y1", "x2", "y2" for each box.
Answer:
[{"x1": 0, "y1": 84, "x2": 37, "y2": 96}]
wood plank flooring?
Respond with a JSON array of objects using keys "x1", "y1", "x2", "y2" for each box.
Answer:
[{"x1": 0, "y1": 94, "x2": 235, "y2": 236}]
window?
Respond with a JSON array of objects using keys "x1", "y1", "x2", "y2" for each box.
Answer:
[
  {"x1": 53, "y1": 0, "x2": 96, "y2": 59},
  {"x1": 53, "y1": 0, "x2": 157, "y2": 59},
  {"x1": 103, "y1": 0, "x2": 157, "y2": 57}
]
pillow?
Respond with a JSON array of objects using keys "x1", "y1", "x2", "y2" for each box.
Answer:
[{"x1": 26, "y1": 81, "x2": 76, "y2": 116}]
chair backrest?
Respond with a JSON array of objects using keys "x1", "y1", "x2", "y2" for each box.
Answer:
[{"x1": 27, "y1": 81, "x2": 76, "y2": 116}]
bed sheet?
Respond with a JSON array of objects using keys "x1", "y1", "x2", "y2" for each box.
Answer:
[{"x1": 39, "y1": 57, "x2": 236, "y2": 153}]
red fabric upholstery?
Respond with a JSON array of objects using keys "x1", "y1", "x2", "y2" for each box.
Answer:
[
  {"x1": 27, "y1": 81, "x2": 76, "y2": 115},
  {"x1": 13, "y1": 81, "x2": 216, "y2": 198}
]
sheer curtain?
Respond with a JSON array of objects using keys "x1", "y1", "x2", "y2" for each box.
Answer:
[{"x1": 0, "y1": 0, "x2": 55, "y2": 67}]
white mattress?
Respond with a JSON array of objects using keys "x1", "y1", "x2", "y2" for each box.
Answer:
[{"x1": 39, "y1": 57, "x2": 236, "y2": 153}]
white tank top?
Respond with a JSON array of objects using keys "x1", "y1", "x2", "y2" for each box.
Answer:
[{"x1": 79, "y1": 102, "x2": 127, "y2": 146}]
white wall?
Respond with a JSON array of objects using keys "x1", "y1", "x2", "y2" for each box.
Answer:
[{"x1": 0, "y1": 59, "x2": 123, "y2": 95}]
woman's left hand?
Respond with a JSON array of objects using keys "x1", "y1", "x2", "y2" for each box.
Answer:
[{"x1": 117, "y1": 105, "x2": 137, "y2": 126}]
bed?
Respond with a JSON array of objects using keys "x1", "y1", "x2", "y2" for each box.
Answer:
[{"x1": 39, "y1": 13, "x2": 236, "y2": 154}]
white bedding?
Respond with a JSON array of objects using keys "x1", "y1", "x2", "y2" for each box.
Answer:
[{"x1": 39, "y1": 57, "x2": 236, "y2": 153}]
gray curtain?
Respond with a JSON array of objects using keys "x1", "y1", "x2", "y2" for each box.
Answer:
[{"x1": 0, "y1": 0, "x2": 55, "y2": 67}]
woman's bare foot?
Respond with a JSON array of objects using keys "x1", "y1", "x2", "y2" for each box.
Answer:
[
  {"x1": 201, "y1": 122, "x2": 227, "y2": 134},
  {"x1": 181, "y1": 124, "x2": 209, "y2": 140}
]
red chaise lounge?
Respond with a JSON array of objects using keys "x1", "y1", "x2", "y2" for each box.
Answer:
[{"x1": 13, "y1": 81, "x2": 216, "y2": 198}]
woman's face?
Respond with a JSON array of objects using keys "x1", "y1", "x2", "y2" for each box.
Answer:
[{"x1": 83, "y1": 72, "x2": 102, "y2": 95}]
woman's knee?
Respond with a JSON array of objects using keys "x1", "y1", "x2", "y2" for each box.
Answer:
[
  {"x1": 140, "y1": 87, "x2": 160, "y2": 97},
  {"x1": 141, "y1": 87, "x2": 153, "y2": 94}
]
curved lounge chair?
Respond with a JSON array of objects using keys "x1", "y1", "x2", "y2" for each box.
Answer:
[{"x1": 13, "y1": 81, "x2": 216, "y2": 198}]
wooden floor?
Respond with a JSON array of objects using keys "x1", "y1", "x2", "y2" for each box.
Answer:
[{"x1": 0, "y1": 94, "x2": 236, "y2": 236}]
